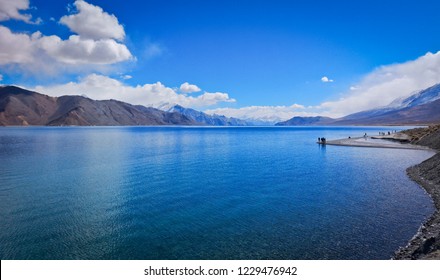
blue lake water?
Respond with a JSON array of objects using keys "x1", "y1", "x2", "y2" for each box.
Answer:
[{"x1": 0, "y1": 126, "x2": 435, "y2": 259}]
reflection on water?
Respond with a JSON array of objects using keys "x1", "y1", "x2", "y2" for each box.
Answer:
[{"x1": 0, "y1": 126, "x2": 435, "y2": 259}]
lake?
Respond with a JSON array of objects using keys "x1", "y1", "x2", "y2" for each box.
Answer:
[{"x1": 0, "y1": 126, "x2": 435, "y2": 259}]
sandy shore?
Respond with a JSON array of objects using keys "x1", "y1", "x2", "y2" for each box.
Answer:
[
  {"x1": 322, "y1": 130, "x2": 440, "y2": 259},
  {"x1": 323, "y1": 135, "x2": 432, "y2": 151}
]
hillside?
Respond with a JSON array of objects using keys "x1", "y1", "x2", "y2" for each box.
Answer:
[
  {"x1": 0, "y1": 86, "x2": 195, "y2": 126},
  {"x1": 333, "y1": 98, "x2": 440, "y2": 125}
]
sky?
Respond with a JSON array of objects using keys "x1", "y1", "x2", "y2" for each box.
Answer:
[{"x1": 1, "y1": 0, "x2": 440, "y2": 122}]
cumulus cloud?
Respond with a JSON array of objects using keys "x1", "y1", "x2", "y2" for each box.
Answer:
[
  {"x1": 32, "y1": 74, "x2": 236, "y2": 108},
  {"x1": 319, "y1": 51, "x2": 440, "y2": 117},
  {"x1": 321, "y1": 76, "x2": 333, "y2": 83},
  {"x1": 0, "y1": 0, "x2": 32, "y2": 23},
  {"x1": 0, "y1": 25, "x2": 132, "y2": 71},
  {"x1": 60, "y1": 0, "x2": 125, "y2": 40},
  {"x1": 0, "y1": 1, "x2": 132, "y2": 74},
  {"x1": 179, "y1": 82, "x2": 201, "y2": 93},
  {"x1": 206, "y1": 104, "x2": 310, "y2": 124},
  {"x1": 37, "y1": 34, "x2": 132, "y2": 65},
  {"x1": 0, "y1": 25, "x2": 35, "y2": 64}
]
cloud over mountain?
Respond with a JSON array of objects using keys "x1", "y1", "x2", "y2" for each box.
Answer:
[
  {"x1": 320, "y1": 51, "x2": 440, "y2": 117},
  {"x1": 210, "y1": 51, "x2": 440, "y2": 121},
  {"x1": 206, "y1": 104, "x2": 310, "y2": 124},
  {"x1": 32, "y1": 74, "x2": 235, "y2": 109}
]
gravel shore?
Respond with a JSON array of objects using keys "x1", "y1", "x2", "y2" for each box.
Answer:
[{"x1": 393, "y1": 125, "x2": 440, "y2": 259}]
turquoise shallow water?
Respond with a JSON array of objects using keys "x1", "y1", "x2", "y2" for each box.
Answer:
[{"x1": 0, "y1": 126, "x2": 435, "y2": 259}]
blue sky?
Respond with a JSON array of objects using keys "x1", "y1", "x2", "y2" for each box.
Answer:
[{"x1": 1, "y1": 0, "x2": 440, "y2": 122}]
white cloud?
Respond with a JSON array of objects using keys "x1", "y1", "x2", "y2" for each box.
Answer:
[
  {"x1": 179, "y1": 82, "x2": 201, "y2": 93},
  {"x1": 32, "y1": 74, "x2": 236, "y2": 109},
  {"x1": 121, "y1": 74, "x2": 132, "y2": 80},
  {"x1": 0, "y1": 0, "x2": 32, "y2": 23},
  {"x1": 60, "y1": 0, "x2": 125, "y2": 40},
  {"x1": 0, "y1": 1, "x2": 132, "y2": 73},
  {"x1": 319, "y1": 51, "x2": 440, "y2": 117},
  {"x1": 321, "y1": 76, "x2": 333, "y2": 83},
  {"x1": 0, "y1": 25, "x2": 132, "y2": 71},
  {"x1": 206, "y1": 104, "x2": 310, "y2": 123},
  {"x1": 0, "y1": 25, "x2": 34, "y2": 64},
  {"x1": 37, "y1": 34, "x2": 132, "y2": 65}
]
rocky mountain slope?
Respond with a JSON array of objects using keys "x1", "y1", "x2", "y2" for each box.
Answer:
[{"x1": 0, "y1": 86, "x2": 195, "y2": 126}]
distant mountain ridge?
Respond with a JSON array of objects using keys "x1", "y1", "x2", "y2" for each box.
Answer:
[
  {"x1": 169, "y1": 105, "x2": 252, "y2": 126},
  {"x1": 275, "y1": 116, "x2": 335, "y2": 126},
  {"x1": 0, "y1": 86, "x2": 195, "y2": 126},
  {"x1": 277, "y1": 83, "x2": 440, "y2": 126}
]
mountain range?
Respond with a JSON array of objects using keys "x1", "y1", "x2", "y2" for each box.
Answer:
[
  {"x1": 1, "y1": 83, "x2": 440, "y2": 126},
  {"x1": 0, "y1": 86, "x2": 252, "y2": 126},
  {"x1": 276, "y1": 83, "x2": 440, "y2": 126}
]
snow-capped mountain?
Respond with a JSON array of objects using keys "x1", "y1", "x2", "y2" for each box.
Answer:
[
  {"x1": 277, "y1": 83, "x2": 440, "y2": 126},
  {"x1": 388, "y1": 83, "x2": 440, "y2": 109},
  {"x1": 169, "y1": 105, "x2": 252, "y2": 126}
]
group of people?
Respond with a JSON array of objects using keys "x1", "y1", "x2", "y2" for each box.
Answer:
[
  {"x1": 318, "y1": 130, "x2": 400, "y2": 145},
  {"x1": 378, "y1": 131, "x2": 395, "y2": 136}
]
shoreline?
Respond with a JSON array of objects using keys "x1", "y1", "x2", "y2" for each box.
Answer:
[
  {"x1": 394, "y1": 154, "x2": 440, "y2": 259},
  {"x1": 323, "y1": 131, "x2": 440, "y2": 259},
  {"x1": 323, "y1": 136, "x2": 433, "y2": 151}
]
